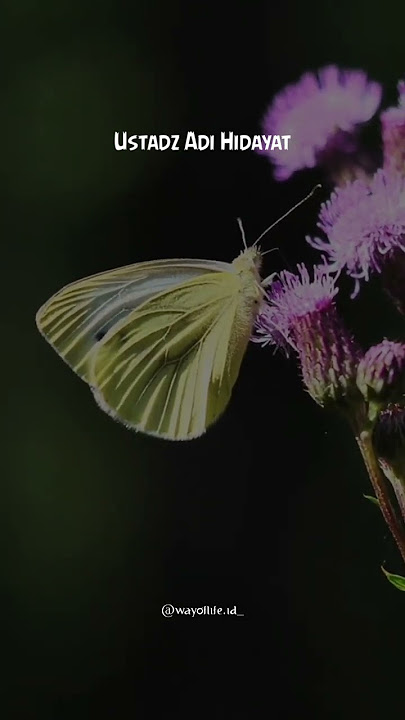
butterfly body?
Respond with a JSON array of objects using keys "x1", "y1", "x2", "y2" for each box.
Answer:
[{"x1": 36, "y1": 246, "x2": 265, "y2": 440}]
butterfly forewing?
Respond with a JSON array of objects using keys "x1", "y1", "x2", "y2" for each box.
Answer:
[
  {"x1": 90, "y1": 272, "x2": 257, "y2": 440},
  {"x1": 35, "y1": 258, "x2": 231, "y2": 382}
]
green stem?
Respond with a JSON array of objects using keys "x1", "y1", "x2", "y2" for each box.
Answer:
[
  {"x1": 356, "y1": 430, "x2": 405, "y2": 565},
  {"x1": 379, "y1": 459, "x2": 405, "y2": 525},
  {"x1": 389, "y1": 478, "x2": 405, "y2": 526}
]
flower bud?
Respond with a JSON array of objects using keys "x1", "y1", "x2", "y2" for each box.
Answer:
[{"x1": 357, "y1": 340, "x2": 405, "y2": 420}]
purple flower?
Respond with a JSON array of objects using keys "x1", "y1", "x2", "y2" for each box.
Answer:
[
  {"x1": 381, "y1": 81, "x2": 405, "y2": 174},
  {"x1": 357, "y1": 340, "x2": 405, "y2": 421},
  {"x1": 254, "y1": 264, "x2": 338, "y2": 350},
  {"x1": 254, "y1": 264, "x2": 361, "y2": 406},
  {"x1": 258, "y1": 66, "x2": 382, "y2": 181},
  {"x1": 307, "y1": 169, "x2": 405, "y2": 296},
  {"x1": 252, "y1": 291, "x2": 291, "y2": 353}
]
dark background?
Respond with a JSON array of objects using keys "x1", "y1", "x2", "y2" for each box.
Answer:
[{"x1": 4, "y1": 0, "x2": 405, "y2": 717}]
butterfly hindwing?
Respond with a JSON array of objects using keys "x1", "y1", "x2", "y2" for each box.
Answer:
[{"x1": 90, "y1": 272, "x2": 256, "y2": 440}]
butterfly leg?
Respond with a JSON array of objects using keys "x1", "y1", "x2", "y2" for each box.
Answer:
[{"x1": 261, "y1": 272, "x2": 277, "y2": 288}]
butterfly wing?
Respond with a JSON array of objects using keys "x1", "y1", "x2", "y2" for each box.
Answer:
[
  {"x1": 90, "y1": 271, "x2": 259, "y2": 440},
  {"x1": 36, "y1": 258, "x2": 231, "y2": 383}
]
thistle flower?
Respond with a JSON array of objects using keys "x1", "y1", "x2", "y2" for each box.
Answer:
[
  {"x1": 381, "y1": 81, "x2": 405, "y2": 175},
  {"x1": 357, "y1": 340, "x2": 405, "y2": 421},
  {"x1": 254, "y1": 264, "x2": 362, "y2": 407},
  {"x1": 258, "y1": 66, "x2": 382, "y2": 181},
  {"x1": 307, "y1": 169, "x2": 405, "y2": 296}
]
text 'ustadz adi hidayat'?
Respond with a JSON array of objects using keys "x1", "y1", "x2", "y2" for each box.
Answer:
[{"x1": 114, "y1": 132, "x2": 291, "y2": 151}]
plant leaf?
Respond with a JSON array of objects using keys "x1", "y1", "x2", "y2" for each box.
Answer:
[
  {"x1": 381, "y1": 566, "x2": 405, "y2": 591},
  {"x1": 363, "y1": 494, "x2": 379, "y2": 507}
]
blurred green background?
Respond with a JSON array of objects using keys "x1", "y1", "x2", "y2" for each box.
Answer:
[{"x1": 4, "y1": 0, "x2": 405, "y2": 717}]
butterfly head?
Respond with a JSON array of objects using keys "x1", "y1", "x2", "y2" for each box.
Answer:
[
  {"x1": 233, "y1": 185, "x2": 321, "y2": 279},
  {"x1": 232, "y1": 245, "x2": 263, "y2": 274}
]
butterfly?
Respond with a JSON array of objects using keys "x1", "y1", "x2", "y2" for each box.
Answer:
[{"x1": 35, "y1": 187, "x2": 319, "y2": 440}]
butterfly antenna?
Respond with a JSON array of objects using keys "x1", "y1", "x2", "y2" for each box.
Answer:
[
  {"x1": 253, "y1": 183, "x2": 322, "y2": 247},
  {"x1": 261, "y1": 247, "x2": 279, "y2": 257},
  {"x1": 262, "y1": 244, "x2": 293, "y2": 270},
  {"x1": 236, "y1": 217, "x2": 248, "y2": 249}
]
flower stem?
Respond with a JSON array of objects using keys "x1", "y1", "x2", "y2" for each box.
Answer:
[
  {"x1": 356, "y1": 429, "x2": 405, "y2": 565},
  {"x1": 379, "y1": 459, "x2": 405, "y2": 524},
  {"x1": 389, "y1": 477, "x2": 405, "y2": 525}
]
